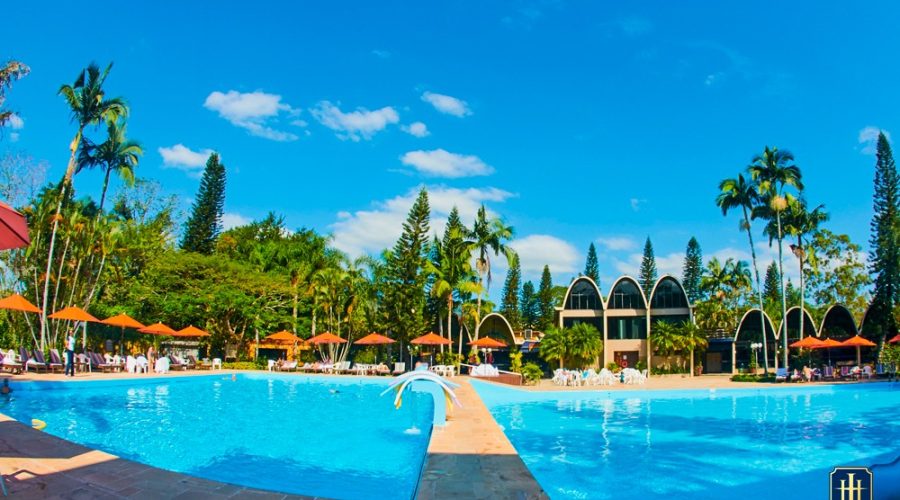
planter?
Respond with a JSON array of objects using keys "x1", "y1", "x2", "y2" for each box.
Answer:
[{"x1": 694, "y1": 365, "x2": 703, "y2": 376}]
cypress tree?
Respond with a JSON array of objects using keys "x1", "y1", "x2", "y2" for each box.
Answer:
[
  {"x1": 763, "y1": 261, "x2": 782, "y2": 305},
  {"x1": 584, "y1": 243, "x2": 600, "y2": 287},
  {"x1": 868, "y1": 132, "x2": 900, "y2": 354},
  {"x1": 520, "y1": 280, "x2": 538, "y2": 329},
  {"x1": 682, "y1": 237, "x2": 703, "y2": 303},
  {"x1": 537, "y1": 265, "x2": 555, "y2": 330},
  {"x1": 181, "y1": 153, "x2": 226, "y2": 254},
  {"x1": 500, "y1": 254, "x2": 522, "y2": 330},
  {"x1": 639, "y1": 236, "x2": 658, "y2": 298},
  {"x1": 385, "y1": 188, "x2": 431, "y2": 345}
]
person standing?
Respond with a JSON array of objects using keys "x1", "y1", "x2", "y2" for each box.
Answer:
[{"x1": 64, "y1": 330, "x2": 76, "y2": 377}]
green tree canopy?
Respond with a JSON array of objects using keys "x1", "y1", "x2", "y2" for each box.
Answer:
[
  {"x1": 639, "y1": 237, "x2": 657, "y2": 297},
  {"x1": 682, "y1": 237, "x2": 703, "y2": 303},
  {"x1": 181, "y1": 153, "x2": 225, "y2": 255},
  {"x1": 583, "y1": 242, "x2": 599, "y2": 287}
]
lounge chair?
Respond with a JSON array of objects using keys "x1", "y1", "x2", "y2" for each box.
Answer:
[
  {"x1": 823, "y1": 365, "x2": 835, "y2": 380},
  {"x1": 0, "y1": 351, "x2": 22, "y2": 374},
  {"x1": 281, "y1": 360, "x2": 298, "y2": 372},
  {"x1": 50, "y1": 349, "x2": 67, "y2": 373},
  {"x1": 19, "y1": 347, "x2": 47, "y2": 373},
  {"x1": 88, "y1": 352, "x2": 115, "y2": 372},
  {"x1": 862, "y1": 365, "x2": 874, "y2": 380},
  {"x1": 839, "y1": 366, "x2": 851, "y2": 380},
  {"x1": 392, "y1": 362, "x2": 406, "y2": 375},
  {"x1": 188, "y1": 355, "x2": 211, "y2": 370},
  {"x1": 167, "y1": 355, "x2": 185, "y2": 371},
  {"x1": 34, "y1": 349, "x2": 62, "y2": 373},
  {"x1": 775, "y1": 367, "x2": 788, "y2": 382}
]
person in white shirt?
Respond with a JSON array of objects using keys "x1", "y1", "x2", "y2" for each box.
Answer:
[{"x1": 64, "y1": 330, "x2": 76, "y2": 377}]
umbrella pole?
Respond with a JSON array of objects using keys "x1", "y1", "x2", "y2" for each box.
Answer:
[
  {"x1": 857, "y1": 346, "x2": 861, "y2": 366},
  {"x1": 120, "y1": 327, "x2": 125, "y2": 356}
]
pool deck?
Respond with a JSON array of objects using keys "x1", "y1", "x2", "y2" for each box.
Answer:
[{"x1": 417, "y1": 378, "x2": 548, "y2": 500}]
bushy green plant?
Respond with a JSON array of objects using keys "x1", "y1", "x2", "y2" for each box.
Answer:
[
  {"x1": 437, "y1": 351, "x2": 462, "y2": 367},
  {"x1": 606, "y1": 362, "x2": 619, "y2": 372},
  {"x1": 509, "y1": 351, "x2": 523, "y2": 373},
  {"x1": 522, "y1": 362, "x2": 543, "y2": 384},
  {"x1": 354, "y1": 348, "x2": 377, "y2": 364},
  {"x1": 635, "y1": 359, "x2": 647, "y2": 372},
  {"x1": 467, "y1": 349, "x2": 481, "y2": 365}
]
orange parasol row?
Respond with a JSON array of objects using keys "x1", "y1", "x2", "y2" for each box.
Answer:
[
  {"x1": 354, "y1": 332, "x2": 395, "y2": 345},
  {"x1": 469, "y1": 337, "x2": 507, "y2": 348},
  {"x1": 840, "y1": 335, "x2": 876, "y2": 347},
  {"x1": 264, "y1": 330, "x2": 302, "y2": 343},
  {"x1": 176, "y1": 325, "x2": 210, "y2": 338},
  {"x1": 101, "y1": 313, "x2": 145, "y2": 329},
  {"x1": 789, "y1": 336, "x2": 825, "y2": 349},
  {"x1": 410, "y1": 332, "x2": 452, "y2": 346},
  {"x1": 138, "y1": 322, "x2": 178, "y2": 336},
  {"x1": 0, "y1": 293, "x2": 41, "y2": 313},
  {"x1": 49, "y1": 306, "x2": 100, "y2": 323},
  {"x1": 306, "y1": 332, "x2": 347, "y2": 345}
]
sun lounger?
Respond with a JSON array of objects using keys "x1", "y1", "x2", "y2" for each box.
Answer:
[
  {"x1": 88, "y1": 352, "x2": 115, "y2": 372},
  {"x1": 775, "y1": 367, "x2": 788, "y2": 382},
  {"x1": 19, "y1": 347, "x2": 48, "y2": 373},
  {"x1": 188, "y1": 355, "x2": 211, "y2": 370},
  {"x1": 823, "y1": 365, "x2": 835, "y2": 380},
  {"x1": 167, "y1": 355, "x2": 185, "y2": 371},
  {"x1": 0, "y1": 351, "x2": 22, "y2": 374},
  {"x1": 34, "y1": 349, "x2": 62, "y2": 373},
  {"x1": 392, "y1": 362, "x2": 406, "y2": 375},
  {"x1": 50, "y1": 349, "x2": 67, "y2": 373}
]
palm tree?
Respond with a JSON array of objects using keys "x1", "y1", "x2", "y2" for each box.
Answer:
[
  {"x1": 467, "y1": 205, "x2": 515, "y2": 340},
  {"x1": 539, "y1": 323, "x2": 602, "y2": 369},
  {"x1": 769, "y1": 198, "x2": 828, "y2": 341},
  {"x1": 77, "y1": 119, "x2": 142, "y2": 211},
  {"x1": 679, "y1": 322, "x2": 708, "y2": 376},
  {"x1": 0, "y1": 60, "x2": 29, "y2": 127},
  {"x1": 38, "y1": 63, "x2": 127, "y2": 350},
  {"x1": 717, "y1": 173, "x2": 769, "y2": 373},
  {"x1": 749, "y1": 146, "x2": 803, "y2": 368},
  {"x1": 540, "y1": 326, "x2": 570, "y2": 369},
  {"x1": 651, "y1": 320, "x2": 680, "y2": 371},
  {"x1": 426, "y1": 237, "x2": 481, "y2": 356}
]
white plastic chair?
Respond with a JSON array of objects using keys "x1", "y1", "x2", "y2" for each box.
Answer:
[{"x1": 212, "y1": 358, "x2": 222, "y2": 370}]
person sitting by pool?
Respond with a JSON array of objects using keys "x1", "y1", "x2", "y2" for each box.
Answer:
[{"x1": 802, "y1": 366, "x2": 813, "y2": 382}]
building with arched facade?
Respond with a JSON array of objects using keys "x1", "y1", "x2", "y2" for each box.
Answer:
[{"x1": 557, "y1": 274, "x2": 692, "y2": 369}]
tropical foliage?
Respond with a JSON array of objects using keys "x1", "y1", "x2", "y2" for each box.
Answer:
[{"x1": 539, "y1": 323, "x2": 602, "y2": 369}]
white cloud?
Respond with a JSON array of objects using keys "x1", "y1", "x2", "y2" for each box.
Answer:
[
  {"x1": 9, "y1": 133, "x2": 19, "y2": 142},
  {"x1": 402, "y1": 121, "x2": 429, "y2": 138},
  {"x1": 204, "y1": 90, "x2": 298, "y2": 141},
  {"x1": 310, "y1": 101, "x2": 399, "y2": 141},
  {"x1": 330, "y1": 186, "x2": 513, "y2": 258},
  {"x1": 597, "y1": 236, "x2": 638, "y2": 252},
  {"x1": 372, "y1": 49, "x2": 391, "y2": 59},
  {"x1": 509, "y1": 235, "x2": 580, "y2": 275},
  {"x1": 400, "y1": 149, "x2": 493, "y2": 178},
  {"x1": 159, "y1": 144, "x2": 215, "y2": 176},
  {"x1": 221, "y1": 212, "x2": 252, "y2": 231},
  {"x1": 630, "y1": 198, "x2": 646, "y2": 211},
  {"x1": 421, "y1": 92, "x2": 472, "y2": 117},
  {"x1": 5, "y1": 114, "x2": 24, "y2": 130},
  {"x1": 859, "y1": 126, "x2": 890, "y2": 155}
]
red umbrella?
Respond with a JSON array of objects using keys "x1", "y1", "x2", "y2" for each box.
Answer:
[
  {"x1": 306, "y1": 332, "x2": 347, "y2": 345},
  {"x1": 0, "y1": 201, "x2": 29, "y2": 250},
  {"x1": 889, "y1": 334, "x2": 900, "y2": 344},
  {"x1": 0, "y1": 293, "x2": 41, "y2": 314},
  {"x1": 469, "y1": 337, "x2": 507, "y2": 348},
  {"x1": 101, "y1": 313, "x2": 145, "y2": 356},
  {"x1": 410, "y1": 332, "x2": 452, "y2": 346},
  {"x1": 354, "y1": 333, "x2": 395, "y2": 345}
]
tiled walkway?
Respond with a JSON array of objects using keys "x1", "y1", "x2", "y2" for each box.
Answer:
[{"x1": 417, "y1": 379, "x2": 547, "y2": 500}]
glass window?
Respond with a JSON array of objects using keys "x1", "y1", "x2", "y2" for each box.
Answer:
[
  {"x1": 650, "y1": 278, "x2": 688, "y2": 309},
  {"x1": 565, "y1": 279, "x2": 601, "y2": 310},
  {"x1": 609, "y1": 280, "x2": 645, "y2": 309},
  {"x1": 606, "y1": 316, "x2": 647, "y2": 339}
]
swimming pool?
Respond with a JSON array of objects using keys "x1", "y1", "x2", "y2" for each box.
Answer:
[
  {"x1": 1, "y1": 373, "x2": 433, "y2": 499},
  {"x1": 473, "y1": 381, "x2": 900, "y2": 499}
]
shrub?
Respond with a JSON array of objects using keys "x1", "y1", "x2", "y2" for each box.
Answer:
[
  {"x1": 437, "y1": 351, "x2": 462, "y2": 367},
  {"x1": 522, "y1": 363, "x2": 543, "y2": 384},
  {"x1": 354, "y1": 348, "x2": 377, "y2": 364},
  {"x1": 223, "y1": 361, "x2": 260, "y2": 370},
  {"x1": 731, "y1": 374, "x2": 776, "y2": 383},
  {"x1": 635, "y1": 360, "x2": 647, "y2": 372},
  {"x1": 606, "y1": 362, "x2": 619, "y2": 372},
  {"x1": 510, "y1": 351, "x2": 523, "y2": 373}
]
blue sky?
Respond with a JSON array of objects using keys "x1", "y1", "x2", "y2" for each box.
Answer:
[{"x1": 3, "y1": 1, "x2": 899, "y2": 295}]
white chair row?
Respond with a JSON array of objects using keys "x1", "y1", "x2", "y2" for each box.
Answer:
[{"x1": 552, "y1": 367, "x2": 647, "y2": 386}]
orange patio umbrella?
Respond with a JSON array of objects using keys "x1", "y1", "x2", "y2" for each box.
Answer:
[
  {"x1": 101, "y1": 313, "x2": 145, "y2": 356},
  {"x1": 410, "y1": 332, "x2": 452, "y2": 346},
  {"x1": 0, "y1": 293, "x2": 41, "y2": 313},
  {"x1": 264, "y1": 330, "x2": 302, "y2": 343},
  {"x1": 790, "y1": 336, "x2": 825, "y2": 349},
  {"x1": 49, "y1": 306, "x2": 100, "y2": 323},
  {"x1": 889, "y1": 334, "x2": 900, "y2": 344},
  {"x1": 813, "y1": 337, "x2": 843, "y2": 365},
  {"x1": 354, "y1": 332, "x2": 395, "y2": 345},
  {"x1": 469, "y1": 337, "x2": 507, "y2": 348},
  {"x1": 138, "y1": 322, "x2": 178, "y2": 336},
  {"x1": 176, "y1": 325, "x2": 210, "y2": 338},
  {"x1": 306, "y1": 332, "x2": 347, "y2": 345},
  {"x1": 841, "y1": 335, "x2": 876, "y2": 366}
]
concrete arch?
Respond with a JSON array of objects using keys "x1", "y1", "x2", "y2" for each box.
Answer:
[
  {"x1": 819, "y1": 304, "x2": 859, "y2": 339},
  {"x1": 607, "y1": 275, "x2": 648, "y2": 309},
  {"x1": 733, "y1": 308, "x2": 778, "y2": 344},
  {"x1": 778, "y1": 306, "x2": 818, "y2": 341},
  {"x1": 562, "y1": 276, "x2": 605, "y2": 311},
  {"x1": 649, "y1": 275, "x2": 691, "y2": 310},
  {"x1": 478, "y1": 312, "x2": 517, "y2": 346}
]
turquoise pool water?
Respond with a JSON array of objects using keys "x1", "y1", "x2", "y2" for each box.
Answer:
[
  {"x1": 473, "y1": 381, "x2": 900, "y2": 499},
  {"x1": 1, "y1": 373, "x2": 433, "y2": 499}
]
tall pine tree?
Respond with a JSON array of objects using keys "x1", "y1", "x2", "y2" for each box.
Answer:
[
  {"x1": 639, "y1": 236, "x2": 658, "y2": 298},
  {"x1": 682, "y1": 237, "x2": 703, "y2": 303},
  {"x1": 520, "y1": 281, "x2": 538, "y2": 329},
  {"x1": 385, "y1": 188, "x2": 431, "y2": 346},
  {"x1": 181, "y1": 153, "x2": 225, "y2": 254},
  {"x1": 537, "y1": 265, "x2": 555, "y2": 330},
  {"x1": 500, "y1": 254, "x2": 522, "y2": 330},
  {"x1": 868, "y1": 131, "x2": 900, "y2": 355},
  {"x1": 583, "y1": 242, "x2": 600, "y2": 287},
  {"x1": 763, "y1": 261, "x2": 782, "y2": 305}
]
